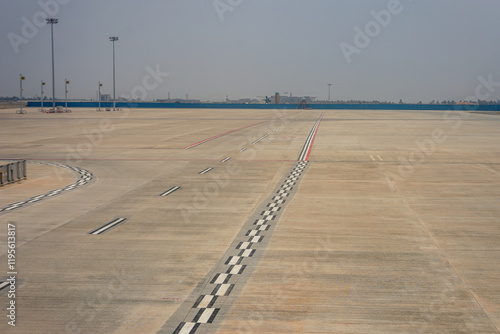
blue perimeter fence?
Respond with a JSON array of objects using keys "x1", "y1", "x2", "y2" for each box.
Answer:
[{"x1": 27, "y1": 101, "x2": 500, "y2": 111}]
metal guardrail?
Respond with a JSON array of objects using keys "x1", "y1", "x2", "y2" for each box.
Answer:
[{"x1": 0, "y1": 160, "x2": 27, "y2": 186}]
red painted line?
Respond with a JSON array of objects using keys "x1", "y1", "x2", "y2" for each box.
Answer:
[
  {"x1": 183, "y1": 121, "x2": 268, "y2": 149},
  {"x1": 0, "y1": 147, "x2": 184, "y2": 150},
  {"x1": 304, "y1": 113, "x2": 324, "y2": 161},
  {"x1": 19, "y1": 158, "x2": 297, "y2": 162}
]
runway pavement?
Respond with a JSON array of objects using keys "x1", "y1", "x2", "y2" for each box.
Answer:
[{"x1": 0, "y1": 107, "x2": 499, "y2": 333}]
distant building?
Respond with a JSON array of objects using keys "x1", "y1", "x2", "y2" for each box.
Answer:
[
  {"x1": 100, "y1": 94, "x2": 111, "y2": 102},
  {"x1": 278, "y1": 95, "x2": 315, "y2": 104}
]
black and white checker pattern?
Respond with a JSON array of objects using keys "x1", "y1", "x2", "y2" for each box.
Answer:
[
  {"x1": 0, "y1": 162, "x2": 93, "y2": 214},
  {"x1": 171, "y1": 161, "x2": 309, "y2": 334}
]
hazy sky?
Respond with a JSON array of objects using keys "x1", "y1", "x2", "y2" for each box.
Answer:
[{"x1": 1, "y1": 0, "x2": 500, "y2": 103}]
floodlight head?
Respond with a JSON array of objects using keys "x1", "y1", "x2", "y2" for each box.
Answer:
[
  {"x1": 109, "y1": 36, "x2": 119, "y2": 42},
  {"x1": 46, "y1": 18, "x2": 58, "y2": 24}
]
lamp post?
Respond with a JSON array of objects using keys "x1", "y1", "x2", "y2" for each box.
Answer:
[
  {"x1": 41, "y1": 80, "x2": 45, "y2": 112},
  {"x1": 18, "y1": 74, "x2": 25, "y2": 114},
  {"x1": 327, "y1": 83, "x2": 332, "y2": 102},
  {"x1": 109, "y1": 36, "x2": 119, "y2": 110},
  {"x1": 98, "y1": 81, "x2": 102, "y2": 111},
  {"x1": 65, "y1": 79, "x2": 69, "y2": 112},
  {"x1": 46, "y1": 18, "x2": 58, "y2": 111}
]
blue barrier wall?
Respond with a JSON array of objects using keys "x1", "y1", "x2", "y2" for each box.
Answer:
[{"x1": 27, "y1": 101, "x2": 500, "y2": 111}]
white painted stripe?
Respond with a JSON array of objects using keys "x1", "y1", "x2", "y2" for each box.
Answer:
[
  {"x1": 30, "y1": 194, "x2": 45, "y2": 200},
  {"x1": 220, "y1": 157, "x2": 231, "y2": 163},
  {"x1": 252, "y1": 133, "x2": 270, "y2": 144},
  {"x1": 90, "y1": 218, "x2": 126, "y2": 235},
  {"x1": 228, "y1": 265, "x2": 244, "y2": 274},
  {"x1": 178, "y1": 322, "x2": 196, "y2": 334},
  {"x1": 237, "y1": 242, "x2": 251, "y2": 249},
  {"x1": 370, "y1": 155, "x2": 376, "y2": 161},
  {"x1": 213, "y1": 284, "x2": 232, "y2": 296},
  {"x1": 247, "y1": 230, "x2": 259, "y2": 236},
  {"x1": 239, "y1": 148, "x2": 247, "y2": 152},
  {"x1": 298, "y1": 114, "x2": 323, "y2": 161},
  {"x1": 196, "y1": 295, "x2": 215, "y2": 308},
  {"x1": 240, "y1": 249, "x2": 254, "y2": 257},
  {"x1": 0, "y1": 281, "x2": 9, "y2": 290},
  {"x1": 249, "y1": 236, "x2": 263, "y2": 243},
  {"x1": 377, "y1": 155, "x2": 383, "y2": 161},
  {"x1": 199, "y1": 167, "x2": 213, "y2": 175},
  {"x1": 227, "y1": 256, "x2": 241, "y2": 265},
  {"x1": 160, "y1": 186, "x2": 181, "y2": 197},
  {"x1": 212, "y1": 273, "x2": 230, "y2": 284},
  {"x1": 197, "y1": 308, "x2": 217, "y2": 323}
]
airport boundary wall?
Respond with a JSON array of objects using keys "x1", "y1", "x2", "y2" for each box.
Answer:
[{"x1": 27, "y1": 101, "x2": 500, "y2": 111}]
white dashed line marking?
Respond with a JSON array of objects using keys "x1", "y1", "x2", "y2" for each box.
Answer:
[
  {"x1": 160, "y1": 186, "x2": 181, "y2": 197},
  {"x1": 89, "y1": 217, "x2": 127, "y2": 235},
  {"x1": 199, "y1": 167, "x2": 213, "y2": 175}
]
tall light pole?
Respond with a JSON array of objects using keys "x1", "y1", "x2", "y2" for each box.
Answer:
[
  {"x1": 98, "y1": 81, "x2": 102, "y2": 111},
  {"x1": 41, "y1": 80, "x2": 45, "y2": 112},
  {"x1": 327, "y1": 83, "x2": 332, "y2": 102},
  {"x1": 18, "y1": 74, "x2": 25, "y2": 114},
  {"x1": 46, "y1": 18, "x2": 58, "y2": 110},
  {"x1": 109, "y1": 36, "x2": 119, "y2": 110},
  {"x1": 65, "y1": 79, "x2": 70, "y2": 112}
]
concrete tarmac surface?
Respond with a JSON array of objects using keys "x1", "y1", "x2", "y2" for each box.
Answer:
[{"x1": 0, "y1": 107, "x2": 499, "y2": 333}]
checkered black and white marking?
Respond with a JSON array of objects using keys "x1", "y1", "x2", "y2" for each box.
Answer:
[
  {"x1": 165, "y1": 161, "x2": 309, "y2": 334},
  {"x1": 211, "y1": 284, "x2": 234, "y2": 296},
  {"x1": 0, "y1": 161, "x2": 93, "y2": 214},
  {"x1": 193, "y1": 295, "x2": 218, "y2": 308}
]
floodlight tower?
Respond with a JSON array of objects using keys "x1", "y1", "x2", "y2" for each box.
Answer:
[
  {"x1": 109, "y1": 36, "x2": 119, "y2": 110},
  {"x1": 41, "y1": 80, "x2": 45, "y2": 111},
  {"x1": 65, "y1": 79, "x2": 70, "y2": 112},
  {"x1": 46, "y1": 18, "x2": 58, "y2": 110},
  {"x1": 18, "y1": 74, "x2": 25, "y2": 113},
  {"x1": 98, "y1": 81, "x2": 102, "y2": 111}
]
